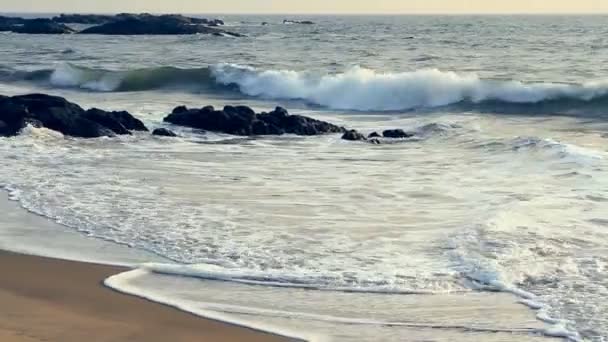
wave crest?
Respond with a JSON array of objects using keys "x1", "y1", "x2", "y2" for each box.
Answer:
[
  {"x1": 212, "y1": 63, "x2": 608, "y2": 111},
  {"x1": 6, "y1": 63, "x2": 608, "y2": 112}
]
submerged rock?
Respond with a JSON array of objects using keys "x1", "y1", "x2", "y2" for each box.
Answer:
[
  {"x1": 0, "y1": 94, "x2": 148, "y2": 138},
  {"x1": 341, "y1": 130, "x2": 367, "y2": 141},
  {"x1": 368, "y1": 131, "x2": 381, "y2": 138},
  {"x1": 11, "y1": 19, "x2": 75, "y2": 34},
  {"x1": 152, "y1": 128, "x2": 178, "y2": 137},
  {"x1": 283, "y1": 19, "x2": 315, "y2": 25},
  {"x1": 79, "y1": 14, "x2": 238, "y2": 36},
  {"x1": 163, "y1": 105, "x2": 345, "y2": 136},
  {"x1": 383, "y1": 129, "x2": 415, "y2": 139}
]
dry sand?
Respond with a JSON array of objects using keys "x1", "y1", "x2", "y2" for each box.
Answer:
[{"x1": 0, "y1": 250, "x2": 291, "y2": 342}]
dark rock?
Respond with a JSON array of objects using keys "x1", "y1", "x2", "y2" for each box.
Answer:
[
  {"x1": 12, "y1": 19, "x2": 75, "y2": 34},
  {"x1": 283, "y1": 19, "x2": 315, "y2": 25},
  {"x1": 164, "y1": 105, "x2": 345, "y2": 136},
  {"x1": 0, "y1": 16, "x2": 27, "y2": 31},
  {"x1": 341, "y1": 130, "x2": 367, "y2": 141},
  {"x1": 383, "y1": 129, "x2": 415, "y2": 139},
  {"x1": 0, "y1": 15, "x2": 27, "y2": 26},
  {"x1": 152, "y1": 128, "x2": 178, "y2": 137},
  {"x1": 85, "y1": 108, "x2": 148, "y2": 132},
  {"x1": 0, "y1": 120, "x2": 9, "y2": 136},
  {"x1": 0, "y1": 94, "x2": 147, "y2": 138},
  {"x1": 22, "y1": 118, "x2": 44, "y2": 128},
  {"x1": 261, "y1": 22, "x2": 269, "y2": 26},
  {"x1": 79, "y1": 14, "x2": 239, "y2": 36},
  {"x1": 83, "y1": 109, "x2": 130, "y2": 135},
  {"x1": 172, "y1": 105, "x2": 189, "y2": 114},
  {"x1": 52, "y1": 14, "x2": 115, "y2": 24},
  {"x1": 368, "y1": 131, "x2": 381, "y2": 138}
]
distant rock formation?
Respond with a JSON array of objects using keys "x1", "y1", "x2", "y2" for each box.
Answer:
[
  {"x1": 52, "y1": 13, "x2": 224, "y2": 26},
  {"x1": 164, "y1": 105, "x2": 345, "y2": 136},
  {"x1": 0, "y1": 15, "x2": 27, "y2": 31},
  {"x1": 0, "y1": 14, "x2": 234, "y2": 36},
  {"x1": 11, "y1": 19, "x2": 75, "y2": 34},
  {"x1": 0, "y1": 94, "x2": 148, "y2": 138},
  {"x1": 51, "y1": 14, "x2": 116, "y2": 25},
  {"x1": 79, "y1": 14, "x2": 239, "y2": 36}
]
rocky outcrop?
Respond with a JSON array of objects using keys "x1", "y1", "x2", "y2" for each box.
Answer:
[
  {"x1": 79, "y1": 14, "x2": 238, "y2": 36},
  {"x1": 164, "y1": 105, "x2": 345, "y2": 136},
  {"x1": 368, "y1": 132, "x2": 381, "y2": 138},
  {"x1": 11, "y1": 19, "x2": 75, "y2": 34},
  {"x1": 0, "y1": 14, "x2": 229, "y2": 35},
  {"x1": 152, "y1": 128, "x2": 178, "y2": 137},
  {"x1": 0, "y1": 94, "x2": 147, "y2": 138}
]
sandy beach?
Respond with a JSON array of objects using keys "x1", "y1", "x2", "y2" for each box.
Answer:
[{"x1": 0, "y1": 250, "x2": 289, "y2": 342}]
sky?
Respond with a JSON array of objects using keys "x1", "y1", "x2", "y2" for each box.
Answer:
[{"x1": 2, "y1": 0, "x2": 608, "y2": 14}]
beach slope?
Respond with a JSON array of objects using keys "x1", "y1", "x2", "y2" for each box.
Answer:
[{"x1": 0, "y1": 251, "x2": 289, "y2": 342}]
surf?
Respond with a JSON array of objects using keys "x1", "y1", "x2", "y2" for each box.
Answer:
[{"x1": 5, "y1": 63, "x2": 608, "y2": 114}]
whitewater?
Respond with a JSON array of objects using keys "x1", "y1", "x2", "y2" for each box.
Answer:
[{"x1": 1, "y1": 14, "x2": 608, "y2": 342}]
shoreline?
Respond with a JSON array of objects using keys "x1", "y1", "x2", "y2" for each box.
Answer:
[
  {"x1": 0, "y1": 250, "x2": 295, "y2": 342},
  {"x1": 0, "y1": 189, "x2": 556, "y2": 342}
]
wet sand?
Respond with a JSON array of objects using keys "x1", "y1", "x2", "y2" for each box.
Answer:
[{"x1": 0, "y1": 250, "x2": 291, "y2": 342}]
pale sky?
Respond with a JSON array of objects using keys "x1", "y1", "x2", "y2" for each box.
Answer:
[{"x1": 2, "y1": 0, "x2": 608, "y2": 14}]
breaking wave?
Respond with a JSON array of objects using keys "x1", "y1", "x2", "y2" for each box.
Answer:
[{"x1": 5, "y1": 63, "x2": 608, "y2": 112}]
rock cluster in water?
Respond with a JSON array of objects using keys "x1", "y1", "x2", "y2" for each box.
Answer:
[
  {"x1": 164, "y1": 105, "x2": 345, "y2": 136},
  {"x1": 0, "y1": 93, "x2": 415, "y2": 143},
  {"x1": 0, "y1": 94, "x2": 147, "y2": 138},
  {"x1": 341, "y1": 129, "x2": 415, "y2": 143},
  {"x1": 0, "y1": 13, "x2": 238, "y2": 36}
]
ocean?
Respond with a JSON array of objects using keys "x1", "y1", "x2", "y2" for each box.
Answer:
[{"x1": 1, "y1": 14, "x2": 608, "y2": 341}]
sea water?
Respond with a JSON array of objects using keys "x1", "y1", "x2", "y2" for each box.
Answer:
[{"x1": 1, "y1": 15, "x2": 608, "y2": 341}]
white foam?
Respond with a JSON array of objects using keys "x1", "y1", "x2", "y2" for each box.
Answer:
[
  {"x1": 141, "y1": 262, "x2": 462, "y2": 295},
  {"x1": 211, "y1": 63, "x2": 608, "y2": 111},
  {"x1": 106, "y1": 267, "x2": 547, "y2": 339},
  {"x1": 19, "y1": 124, "x2": 65, "y2": 140},
  {"x1": 105, "y1": 268, "x2": 320, "y2": 342}
]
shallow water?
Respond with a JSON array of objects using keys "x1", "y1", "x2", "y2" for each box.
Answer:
[{"x1": 1, "y1": 14, "x2": 608, "y2": 341}]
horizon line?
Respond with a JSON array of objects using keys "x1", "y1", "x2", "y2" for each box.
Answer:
[{"x1": 4, "y1": 11, "x2": 608, "y2": 16}]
